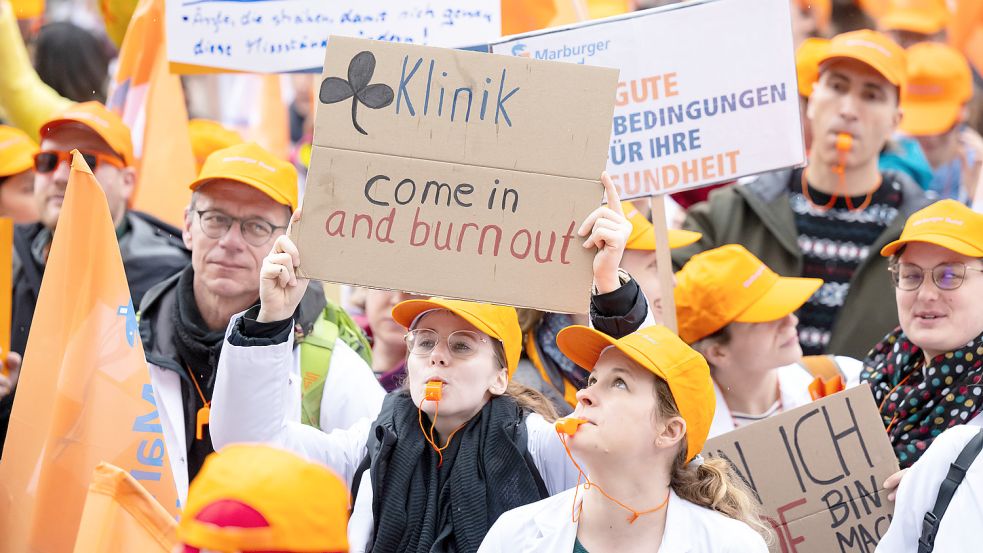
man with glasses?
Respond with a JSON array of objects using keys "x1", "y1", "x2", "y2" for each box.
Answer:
[
  {"x1": 1, "y1": 102, "x2": 189, "y2": 457},
  {"x1": 138, "y1": 142, "x2": 383, "y2": 504}
]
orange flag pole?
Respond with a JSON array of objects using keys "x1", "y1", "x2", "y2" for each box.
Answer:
[{"x1": 0, "y1": 218, "x2": 11, "y2": 377}]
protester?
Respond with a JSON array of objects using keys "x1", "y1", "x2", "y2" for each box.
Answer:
[
  {"x1": 139, "y1": 142, "x2": 383, "y2": 504},
  {"x1": 513, "y1": 199, "x2": 693, "y2": 415},
  {"x1": 0, "y1": 102, "x2": 189, "y2": 458},
  {"x1": 900, "y1": 42, "x2": 982, "y2": 204},
  {"x1": 675, "y1": 244, "x2": 865, "y2": 437},
  {"x1": 675, "y1": 30, "x2": 931, "y2": 359},
  {"x1": 860, "y1": 199, "x2": 983, "y2": 468},
  {"x1": 875, "y1": 425, "x2": 983, "y2": 553},
  {"x1": 0, "y1": 124, "x2": 39, "y2": 223},
  {"x1": 210, "y1": 174, "x2": 650, "y2": 553},
  {"x1": 364, "y1": 289, "x2": 421, "y2": 392},
  {"x1": 877, "y1": 0, "x2": 950, "y2": 48},
  {"x1": 479, "y1": 324, "x2": 769, "y2": 552},
  {"x1": 33, "y1": 21, "x2": 111, "y2": 104},
  {"x1": 176, "y1": 444, "x2": 350, "y2": 553},
  {"x1": 188, "y1": 119, "x2": 243, "y2": 173}
]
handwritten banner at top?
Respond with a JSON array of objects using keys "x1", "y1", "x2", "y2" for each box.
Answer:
[
  {"x1": 491, "y1": 0, "x2": 805, "y2": 199},
  {"x1": 165, "y1": 0, "x2": 501, "y2": 73}
]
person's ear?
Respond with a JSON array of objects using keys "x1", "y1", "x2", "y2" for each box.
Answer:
[
  {"x1": 702, "y1": 340, "x2": 729, "y2": 369},
  {"x1": 489, "y1": 367, "x2": 508, "y2": 396},
  {"x1": 657, "y1": 416, "x2": 687, "y2": 450},
  {"x1": 183, "y1": 205, "x2": 194, "y2": 249}
]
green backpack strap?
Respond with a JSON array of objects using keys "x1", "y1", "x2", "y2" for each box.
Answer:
[{"x1": 298, "y1": 302, "x2": 373, "y2": 428}]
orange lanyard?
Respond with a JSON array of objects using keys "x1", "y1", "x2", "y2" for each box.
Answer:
[
  {"x1": 185, "y1": 364, "x2": 211, "y2": 441},
  {"x1": 526, "y1": 330, "x2": 579, "y2": 409},
  {"x1": 880, "y1": 372, "x2": 915, "y2": 434}
]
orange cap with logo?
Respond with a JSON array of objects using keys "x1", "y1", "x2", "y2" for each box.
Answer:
[
  {"x1": 622, "y1": 201, "x2": 702, "y2": 251},
  {"x1": 177, "y1": 444, "x2": 349, "y2": 553},
  {"x1": 40, "y1": 102, "x2": 135, "y2": 166},
  {"x1": 816, "y1": 29, "x2": 907, "y2": 88},
  {"x1": 0, "y1": 125, "x2": 38, "y2": 178},
  {"x1": 880, "y1": 0, "x2": 950, "y2": 35},
  {"x1": 189, "y1": 142, "x2": 298, "y2": 211},
  {"x1": 900, "y1": 42, "x2": 972, "y2": 136},
  {"x1": 556, "y1": 324, "x2": 714, "y2": 462},
  {"x1": 796, "y1": 38, "x2": 831, "y2": 98},
  {"x1": 188, "y1": 119, "x2": 244, "y2": 172},
  {"x1": 392, "y1": 298, "x2": 522, "y2": 377},
  {"x1": 674, "y1": 244, "x2": 823, "y2": 345},
  {"x1": 881, "y1": 199, "x2": 983, "y2": 258}
]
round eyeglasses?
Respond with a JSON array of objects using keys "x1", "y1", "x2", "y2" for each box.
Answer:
[
  {"x1": 889, "y1": 262, "x2": 983, "y2": 291},
  {"x1": 404, "y1": 329, "x2": 489, "y2": 359}
]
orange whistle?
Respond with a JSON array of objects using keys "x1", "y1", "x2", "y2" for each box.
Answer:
[
  {"x1": 424, "y1": 381, "x2": 443, "y2": 401},
  {"x1": 835, "y1": 133, "x2": 853, "y2": 152},
  {"x1": 196, "y1": 405, "x2": 210, "y2": 440},
  {"x1": 555, "y1": 417, "x2": 588, "y2": 436}
]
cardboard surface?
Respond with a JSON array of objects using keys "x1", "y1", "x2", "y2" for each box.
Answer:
[
  {"x1": 165, "y1": 0, "x2": 501, "y2": 73},
  {"x1": 703, "y1": 385, "x2": 900, "y2": 553},
  {"x1": 491, "y1": 0, "x2": 805, "y2": 198},
  {"x1": 295, "y1": 37, "x2": 618, "y2": 313}
]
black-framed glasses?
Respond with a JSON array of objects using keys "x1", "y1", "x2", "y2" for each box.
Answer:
[
  {"x1": 889, "y1": 262, "x2": 983, "y2": 291},
  {"x1": 404, "y1": 329, "x2": 490, "y2": 359},
  {"x1": 195, "y1": 209, "x2": 286, "y2": 247}
]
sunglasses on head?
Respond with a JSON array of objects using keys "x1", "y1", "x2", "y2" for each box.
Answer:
[{"x1": 33, "y1": 150, "x2": 126, "y2": 174}]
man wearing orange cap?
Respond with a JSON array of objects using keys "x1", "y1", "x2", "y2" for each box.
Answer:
[
  {"x1": 0, "y1": 125, "x2": 38, "y2": 223},
  {"x1": 878, "y1": 0, "x2": 950, "y2": 48},
  {"x1": 676, "y1": 30, "x2": 932, "y2": 359},
  {"x1": 138, "y1": 142, "x2": 382, "y2": 506},
  {"x1": 1, "y1": 102, "x2": 190, "y2": 457},
  {"x1": 899, "y1": 42, "x2": 981, "y2": 204}
]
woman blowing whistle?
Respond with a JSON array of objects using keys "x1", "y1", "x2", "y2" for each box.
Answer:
[{"x1": 209, "y1": 174, "x2": 649, "y2": 553}]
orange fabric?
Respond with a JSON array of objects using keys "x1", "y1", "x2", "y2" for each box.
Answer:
[
  {"x1": 41, "y1": 102, "x2": 135, "y2": 166},
  {"x1": 110, "y1": 0, "x2": 195, "y2": 228},
  {"x1": 71, "y1": 463, "x2": 178, "y2": 553},
  {"x1": 817, "y1": 29, "x2": 907, "y2": 87},
  {"x1": 189, "y1": 142, "x2": 299, "y2": 210},
  {"x1": 0, "y1": 151, "x2": 180, "y2": 552},
  {"x1": 189, "y1": 119, "x2": 243, "y2": 173},
  {"x1": 880, "y1": 199, "x2": 983, "y2": 257},
  {"x1": 0, "y1": 125, "x2": 37, "y2": 177},
  {"x1": 795, "y1": 38, "x2": 830, "y2": 98},
  {"x1": 99, "y1": 0, "x2": 139, "y2": 48},
  {"x1": 900, "y1": 42, "x2": 973, "y2": 136},
  {"x1": 252, "y1": 75, "x2": 291, "y2": 161},
  {"x1": 502, "y1": 0, "x2": 558, "y2": 35},
  {"x1": 0, "y1": 219, "x2": 10, "y2": 377},
  {"x1": 9, "y1": 0, "x2": 43, "y2": 19},
  {"x1": 622, "y1": 201, "x2": 701, "y2": 251},
  {"x1": 807, "y1": 375, "x2": 845, "y2": 401},
  {"x1": 879, "y1": 0, "x2": 950, "y2": 35},
  {"x1": 948, "y1": 0, "x2": 983, "y2": 78},
  {"x1": 526, "y1": 329, "x2": 579, "y2": 409}
]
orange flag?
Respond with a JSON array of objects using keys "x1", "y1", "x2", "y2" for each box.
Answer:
[
  {"x1": 251, "y1": 74, "x2": 291, "y2": 160},
  {"x1": 109, "y1": 0, "x2": 195, "y2": 229},
  {"x1": 0, "y1": 151, "x2": 180, "y2": 553},
  {"x1": 72, "y1": 463, "x2": 177, "y2": 553}
]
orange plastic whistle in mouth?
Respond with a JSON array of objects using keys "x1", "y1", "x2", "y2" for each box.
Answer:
[
  {"x1": 424, "y1": 381, "x2": 443, "y2": 401},
  {"x1": 836, "y1": 133, "x2": 853, "y2": 152},
  {"x1": 555, "y1": 417, "x2": 588, "y2": 436}
]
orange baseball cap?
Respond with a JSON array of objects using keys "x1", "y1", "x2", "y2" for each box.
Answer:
[
  {"x1": 622, "y1": 201, "x2": 702, "y2": 250},
  {"x1": 881, "y1": 199, "x2": 983, "y2": 257},
  {"x1": 393, "y1": 298, "x2": 522, "y2": 377},
  {"x1": 39, "y1": 102, "x2": 134, "y2": 166},
  {"x1": 556, "y1": 324, "x2": 714, "y2": 462},
  {"x1": 188, "y1": 119, "x2": 244, "y2": 172},
  {"x1": 816, "y1": 29, "x2": 907, "y2": 88},
  {"x1": 880, "y1": 0, "x2": 950, "y2": 35},
  {"x1": 796, "y1": 38, "x2": 831, "y2": 98},
  {"x1": 189, "y1": 142, "x2": 298, "y2": 210},
  {"x1": 177, "y1": 444, "x2": 349, "y2": 553},
  {"x1": 674, "y1": 245, "x2": 823, "y2": 344},
  {"x1": 0, "y1": 125, "x2": 38, "y2": 178},
  {"x1": 900, "y1": 42, "x2": 972, "y2": 136}
]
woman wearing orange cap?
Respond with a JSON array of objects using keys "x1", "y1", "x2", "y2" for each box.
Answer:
[
  {"x1": 211, "y1": 174, "x2": 647, "y2": 553},
  {"x1": 860, "y1": 199, "x2": 983, "y2": 469},
  {"x1": 674, "y1": 244, "x2": 861, "y2": 437},
  {"x1": 478, "y1": 325, "x2": 769, "y2": 552}
]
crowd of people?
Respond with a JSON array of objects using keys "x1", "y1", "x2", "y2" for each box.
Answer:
[{"x1": 1, "y1": 0, "x2": 983, "y2": 552}]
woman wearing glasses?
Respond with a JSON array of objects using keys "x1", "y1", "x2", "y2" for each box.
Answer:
[
  {"x1": 860, "y1": 199, "x2": 983, "y2": 469},
  {"x1": 211, "y1": 174, "x2": 644, "y2": 553}
]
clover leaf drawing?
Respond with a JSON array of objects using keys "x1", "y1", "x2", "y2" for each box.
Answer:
[{"x1": 320, "y1": 51, "x2": 394, "y2": 135}]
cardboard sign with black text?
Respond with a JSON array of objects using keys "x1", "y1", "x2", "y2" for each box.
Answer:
[
  {"x1": 292, "y1": 36, "x2": 619, "y2": 313},
  {"x1": 703, "y1": 384, "x2": 900, "y2": 553}
]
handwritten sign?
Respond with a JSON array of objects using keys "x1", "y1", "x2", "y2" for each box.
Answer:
[
  {"x1": 292, "y1": 36, "x2": 618, "y2": 313},
  {"x1": 491, "y1": 0, "x2": 804, "y2": 199},
  {"x1": 703, "y1": 385, "x2": 900, "y2": 553},
  {"x1": 165, "y1": 0, "x2": 501, "y2": 73}
]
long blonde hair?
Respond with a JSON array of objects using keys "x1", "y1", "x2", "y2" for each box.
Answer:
[{"x1": 652, "y1": 376, "x2": 773, "y2": 541}]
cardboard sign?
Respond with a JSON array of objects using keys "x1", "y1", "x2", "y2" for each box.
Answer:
[
  {"x1": 703, "y1": 385, "x2": 900, "y2": 553},
  {"x1": 491, "y1": 0, "x2": 805, "y2": 199},
  {"x1": 165, "y1": 0, "x2": 501, "y2": 73},
  {"x1": 293, "y1": 36, "x2": 619, "y2": 313}
]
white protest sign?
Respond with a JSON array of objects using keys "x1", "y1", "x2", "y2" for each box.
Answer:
[
  {"x1": 165, "y1": 0, "x2": 501, "y2": 73},
  {"x1": 491, "y1": 0, "x2": 804, "y2": 199}
]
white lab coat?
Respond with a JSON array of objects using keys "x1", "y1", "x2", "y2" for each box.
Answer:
[
  {"x1": 150, "y1": 325, "x2": 385, "y2": 507},
  {"x1": 477, "y1": 485, "x2": 769, "y2": 553},
  {"x1": 209, "y1": 316, "x2": 581, "y2": 553},
  {"x1": 708, "y1": 357, "x2": 864, "y2": 438},
  {"x1": 876, "y1": 422, "x2": 983, "y2": 553}
]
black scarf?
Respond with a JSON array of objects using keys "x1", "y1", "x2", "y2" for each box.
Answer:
[
  {"x1": 170, "y1": 267, "x2": 227, "y2": 480},
  {"x1": 861, "y1": 328, "x2": 983, "y2": 468},
  {"x1": 369, "y1": 392, "x2": 545, "y2": 553}
]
